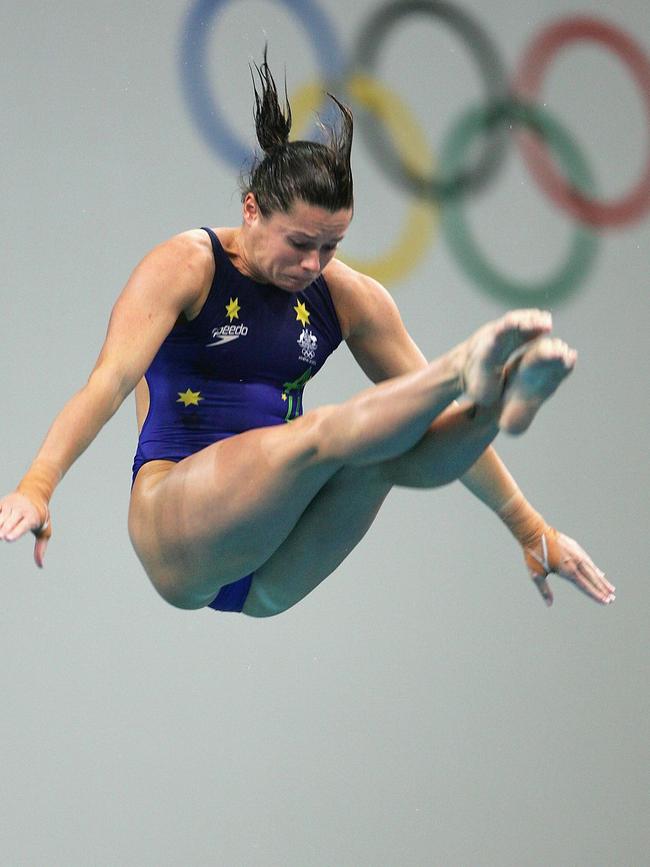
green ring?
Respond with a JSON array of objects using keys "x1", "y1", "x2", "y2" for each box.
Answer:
[{"x1": 441, "y1": 101, "x2": 599, "y2": 306}]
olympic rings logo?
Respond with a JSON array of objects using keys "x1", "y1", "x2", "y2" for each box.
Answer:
[{"x1": 179, "y1": 0, "x2": 650, "y2": 305}]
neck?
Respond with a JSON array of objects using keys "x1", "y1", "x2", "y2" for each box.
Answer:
[{"x1": 233, "y1": 227, "x2": 265, "y2": 282}]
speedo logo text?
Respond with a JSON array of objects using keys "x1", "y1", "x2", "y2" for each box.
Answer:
[{"x1": 206, "y1": 323, "x2": 249, "y2": 347}]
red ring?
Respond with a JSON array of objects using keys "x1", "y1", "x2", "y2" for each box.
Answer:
[{"x1": 514, "y1": 16, "x2": 650, "y2": 228}]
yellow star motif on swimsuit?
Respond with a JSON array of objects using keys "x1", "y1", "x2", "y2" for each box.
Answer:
[
  {"x1": 225, "y1": 297, "x2": 241, "y2": 322},
  {"x1": 177, "y1": 388, "x2": 203, "y2": 407},
  {"x1": 294, "y1": 300, "x2": 310, "y2": 326}
]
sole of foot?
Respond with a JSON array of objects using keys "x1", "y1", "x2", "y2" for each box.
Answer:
[
  {"x1": 463, "y1": 309, "x2": 553, "y2": 406},
  {"x1": 499, "y1": 337, "x2": 577, "y2": 435}
]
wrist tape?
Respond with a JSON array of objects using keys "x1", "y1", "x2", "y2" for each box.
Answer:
[
  {"x1": 16, "y1": 461, "x2": 60, "y2": 540},
  {"x1": 497, "y1": 490, "x2": 560, "y2": 577}
]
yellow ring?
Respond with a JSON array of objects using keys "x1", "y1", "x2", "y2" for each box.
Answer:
[{"x1": 289, "y1": 73, "x2": 439, "y2": 287}]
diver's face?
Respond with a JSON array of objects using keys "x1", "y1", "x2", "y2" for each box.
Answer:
[{"x1": 244, "y1": 195, "x2": 352, "y2": 291}]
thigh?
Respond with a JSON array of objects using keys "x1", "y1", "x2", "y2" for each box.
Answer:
[
  {"x1": 243, "y1": 463, "x2": 393, "y2": 617},
  {"x1": 128, "y1": 409, "x2": 342, "y2": 596}
]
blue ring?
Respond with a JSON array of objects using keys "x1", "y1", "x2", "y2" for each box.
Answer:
[{"x1": 180, "y1": 0, "x2": 346, "y2": 168}]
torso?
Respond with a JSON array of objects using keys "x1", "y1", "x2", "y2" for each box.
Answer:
[
  {"x1": 131, "y1": 226, "x2": 345, "y2": 483},
  {"x1": 134, "y1": 227, "x2": 363, "y2": 433}
]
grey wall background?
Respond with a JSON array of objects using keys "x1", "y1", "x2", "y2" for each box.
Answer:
[{"x1": 1, "y1": 1, "x2": 648, "y2": 865}]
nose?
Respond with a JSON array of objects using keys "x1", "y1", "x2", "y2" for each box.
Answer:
[{"x1": 300, "y1": 250, "x2": 321, "y2": 274}]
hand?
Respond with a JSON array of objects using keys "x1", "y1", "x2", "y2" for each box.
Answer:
[
  {"x1": 0, "y1": 492, "x2": 51, "y2": 568},
  {"x1": 522, "y1": 527, "x2": 615, "y2": 607}
]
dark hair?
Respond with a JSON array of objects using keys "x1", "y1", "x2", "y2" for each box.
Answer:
[{"x1": 241, "y1": 49, "x2": 354, "y2": 216}]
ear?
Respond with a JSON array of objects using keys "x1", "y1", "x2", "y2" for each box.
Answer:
[{"x1": 242, "y1": 192, "x2": 260, "y2": 227}]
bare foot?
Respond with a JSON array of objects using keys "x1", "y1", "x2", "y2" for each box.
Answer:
[
  {"x1": 499, "y1": 337, "x2": 577, "y2": 434},
  {"x1": 462, "y1": 309, "x2": 553, "y2": 405}
]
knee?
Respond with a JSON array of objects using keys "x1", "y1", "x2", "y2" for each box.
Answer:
[
  {"x1": 146, "y1": 570, "x2": 215, "y2": 611},
  {"x1": 242, "y1": 600, "x2": 284, "y2": 618},
  {"x1": 241, "y1": 577, "x2": 294, "y2": 618},
  {"x1": 293, "y1": 404, "x2": 341, "y2": 463},
  {"x1": 293, "y1": 402, "x2": 369, "y2": 466},
  {"x1": 277, "y1": 403, "x2": 357, "y2": 467},
  {"x1": 157, "y1": 584, "x2": 211, "y2": 610}
]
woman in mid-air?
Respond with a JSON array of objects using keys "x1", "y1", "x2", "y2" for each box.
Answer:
[{"x1": 0, "y1": 55, "x2": 614, "y2": 616}]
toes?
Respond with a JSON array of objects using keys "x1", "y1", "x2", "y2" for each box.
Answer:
[
  {"x1": 490, "y1": 309, "x2": 553, "y2": 366},
  {"x1": 502, "y1": 308, "x2": 553, "y2": 337},
  {"x1": 499, "y1": 338, "x2": 577, "y2": 434}
]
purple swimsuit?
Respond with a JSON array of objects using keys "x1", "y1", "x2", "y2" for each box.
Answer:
[{"x1": 132, "y1": 227, "x2": 343, "y2": 611}]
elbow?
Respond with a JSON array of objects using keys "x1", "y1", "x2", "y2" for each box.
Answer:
[{"x1": 86, "y1": 364, "x2": 133, "y2": 415}]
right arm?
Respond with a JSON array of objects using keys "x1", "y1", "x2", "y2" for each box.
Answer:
[
  {"x1": 0, "y1": 230, "x2": 214, "y2": 565},
  {"x1": 325, "y1": 259, "x2": 614, "y2": 606}
]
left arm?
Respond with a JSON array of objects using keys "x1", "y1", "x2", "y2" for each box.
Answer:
[
  {"x1": 458, "y1": 446, "x2": 614, "y2": 606},
  {"x1": 324, "y1": 260, "x2": 615, "y2": 606}
]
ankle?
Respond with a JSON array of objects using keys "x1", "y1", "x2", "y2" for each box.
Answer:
[{"x1": 442, "y1": 342, "x2": 466, "y2": 396}]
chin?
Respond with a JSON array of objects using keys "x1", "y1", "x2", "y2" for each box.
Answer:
[{"x1": 282, "y1": 276, "x2": 310, "y2": 291}]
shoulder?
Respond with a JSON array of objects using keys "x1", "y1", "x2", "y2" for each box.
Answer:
[
  {"x1": 322, "y1": 258, "x2": 425, "y2": 380},
  {"x1": 151, "y1": 228, "x2": 215, "y2": 285},
  {"x1": 322, "y1": 257, "x2": 403, "y2": 341},
  {"x1": 131, "y1": 228, "x2": 216, "y2": 317}
]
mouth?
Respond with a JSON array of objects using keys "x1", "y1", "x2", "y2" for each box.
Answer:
[{"x1": 285, "y1": 274, "x2": 311, "y2": 288}]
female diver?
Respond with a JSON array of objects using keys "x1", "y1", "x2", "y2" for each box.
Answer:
[{"x1": 0, "y1": 55, "x2": 614, "y2": 616}]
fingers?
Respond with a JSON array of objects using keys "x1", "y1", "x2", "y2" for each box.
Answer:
[
  {"x1": 0, "y1": 495, "x2": 50, "y2": 568},
  {"x1": 532, "y1": 573, "x2": 554, "y2": 607},
  {"x1": 557, "y1": 541, "x2": 615, "y2": 605},
  {"x1": 530, "y1": 557, "x2": 615, "y2": 607},
  {"x1": 534, "y1": 530, "x2": 615, "y2": 607},
  {"x1": 0, "y1": 505, "x2": 29, "y2": 541},
  {"x1": 34, "y1": 535, "x2": 49, "y2": 568},
  {"x1": 0, "y1": 494, "x2": 48, "y2": 548},
  {"x1": 7, "y1": 515, "x2": 33, "y2": 541},
  {"x1": 576, "y1": 559, "x2": 615, "y2": 605}
]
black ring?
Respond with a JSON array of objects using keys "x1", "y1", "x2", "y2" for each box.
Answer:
[{"x1": 353, "y1": 0, "x2": 511, "y2": 200}]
